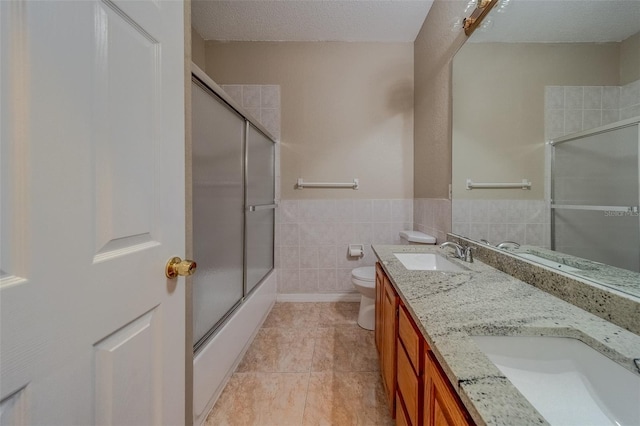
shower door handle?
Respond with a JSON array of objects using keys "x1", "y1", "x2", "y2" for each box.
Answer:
[{"x1": 165, "y1": 257, "x2": 197, "y2": 279}]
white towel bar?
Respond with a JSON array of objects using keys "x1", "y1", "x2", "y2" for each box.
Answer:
[
  {"x1": 466, "y1": 178, "x2": 531, "y2": 190},
  {"x1": 297, "y1": 178, "x2": 359, "y2": 189}
]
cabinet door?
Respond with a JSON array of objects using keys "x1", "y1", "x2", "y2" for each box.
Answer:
[
  {"x1": 424, "y1": 352, "x2": 473, "y2": 426},
  {"x1": 375, "y1": 262, "x2": 384, "y2": 355},
  {"x1": 382, "y1": 277, "x2": 398, "y2": 414}
]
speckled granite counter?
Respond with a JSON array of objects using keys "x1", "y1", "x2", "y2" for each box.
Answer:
[{"x1": 372, "y1": 244, "x2": 640, "y2": 426}]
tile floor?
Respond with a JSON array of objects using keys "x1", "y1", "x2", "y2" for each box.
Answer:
[{"x1": 206, "y1": 302, "x2": 394, "y2": 426}]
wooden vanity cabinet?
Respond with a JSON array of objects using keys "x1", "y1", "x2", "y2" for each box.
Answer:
[{"x1": 374, "y1": 262, "x2": 474, "y2": 426}]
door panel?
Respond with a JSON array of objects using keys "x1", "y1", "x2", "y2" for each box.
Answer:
[
  {"x1": 94, "y1": 0, "x2": 160, "y2": 257},
  {"x1": 0, "y1": 1, "x2": 185, "y2": 424}
]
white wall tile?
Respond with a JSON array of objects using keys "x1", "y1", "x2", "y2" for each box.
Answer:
[
  {"x1": 279, "y1": 200, "x2": 298, "y2": 223},
  {"x1": 372, "y1": 200, "x2": 392, "y2": 222},
  {"x1": 333, "y1": 223, "x2": 355, "y2": 245},
  {"x1": 565, "y1": 86, "x2": 584, "y2": 109},
  {"x1": 468, "y1": 223, "x2": 489, "y2": 242},
  {"x1": 620, "y1": 105, "x2": 640, "y2": 120},
  {"x1": 452, "y1": 222, "x2": 470, "y2": 238},
  {"x1": 280, "y1": 246, "x2": 300, "y2": 270},
  {"x1": 545, "y1": 86, "x2": 564, "y2": 109},
  {"x1": 280, "y1": 223, "x2": 299, "y2": 246},
  {"x1": 318, "y1": 269, "x2": 337, "y2": 291},
  {"x1": 487, "y1": 199, "x2": 508, "y2": 224},
  {"x1": 318, "y1": 246, "x2": 337, "y2": 269},
  {"x1": 582, "y1": 110, "x2": 601, "y2": 130},
  {"x1": 353, "y1": 222, "x2": 374, "y2": 245},
  {"x1": 334, "y1": 200, "x2": 354, "y2": 222},
  {"x1": 506, "y1": 223, "x2": 526, "y2": 244},
  {"x1": 353, "y1": 200, "x2": 373, "y2": 223},
  {"x1": 299, "y1": 246, "x2": 319, "y2": 269},
  {"x1": 468, "y1": 199, "x2": 490, "y2": 223},
  {"x1": 564, "y1": 109, "x2": 583, "y2": 133},
  {"x1": 602, "y1": 87, "x2": 620, "y2": 109},
  {"x1": 488, "y1": 223, "x2": 507, "y2": 245},
  {"x1": 620, "y1": 79, "x2": 640, "y2": 109},
  {"x1": 299, "y1": 269, "x2": 318, "y2": 292},
  {"x1": 583, "y1": 87, "x2": 602, "y2": 109},
  {"x1": 278, "y1": 270, "x2": 300, "y2": 293},
  {"x1": 602, "y1": 109, "x2": 619, "y2": 125},
  {"x1": 242, "y1": 85, "x2": 261, "y2": 108}
]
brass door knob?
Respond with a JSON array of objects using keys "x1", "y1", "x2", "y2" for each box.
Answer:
[{"x1": 165, "y1": 257, "x2": 197, "y2": 279}]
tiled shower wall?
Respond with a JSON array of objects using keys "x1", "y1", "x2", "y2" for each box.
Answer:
[
  {"x1": 544, "y1": 79, "x2": 640, "y2": 140},
  {"x1": 412, "y1": 198, "x2": 452, "y2": 244},
  {"x1": 452, "y1": 199, "x2": 550, "y2": 248},
  {"x1": 275, "y1": 199, "x2": 413, "y2": 294}
]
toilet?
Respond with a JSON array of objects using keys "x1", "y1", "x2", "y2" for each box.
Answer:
[{"x1": 351, "y1": 230, "x2": 436, "y2": 330}]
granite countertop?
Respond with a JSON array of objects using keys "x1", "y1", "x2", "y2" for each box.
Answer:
[{"x1": 372, "y1": 244, "x2": 640, "y2": 426}]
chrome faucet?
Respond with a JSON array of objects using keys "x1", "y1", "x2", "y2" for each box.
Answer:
[
  {"x1": 480, "y1": 239, "x2": 492, "y2": 245},
  {"x1": 496, "y1": 241, "x2": 520, "y2": 249},
  {"x1": 440, "y1": 242, "x2": 474, "y2": 263}
]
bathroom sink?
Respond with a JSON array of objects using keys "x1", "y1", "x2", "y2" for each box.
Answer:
[
  {"x1": 393, "y1": 253, "x2": 465, "y2": 272},
  {"x1": 472, "y1": 335, "x2": 640, "y2": 426},
  {"x1": 516, "y1": 253, "x2": 582, "y2": 273}
]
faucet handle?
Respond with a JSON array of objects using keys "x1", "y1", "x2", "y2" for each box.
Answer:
[{"x1": 464, "y1": 247, "x2": 475, "y2": 263}]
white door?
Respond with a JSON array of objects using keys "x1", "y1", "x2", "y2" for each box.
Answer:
[{"x1": 0, "y1": 1, "x2": 186, "y2": 425}]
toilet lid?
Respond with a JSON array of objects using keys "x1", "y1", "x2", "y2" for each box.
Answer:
[{"x1": 352, "y1": 266, "x2": 375, "y2": 281}]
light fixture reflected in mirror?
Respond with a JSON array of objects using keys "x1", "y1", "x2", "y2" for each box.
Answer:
[{"x1": 463, "y1": 0, "x2": 498, "y2": 36}]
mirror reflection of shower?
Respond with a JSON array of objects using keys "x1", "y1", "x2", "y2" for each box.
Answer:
[{"x1": 550, "y1": 118, "x2": 640, "y2": 273}]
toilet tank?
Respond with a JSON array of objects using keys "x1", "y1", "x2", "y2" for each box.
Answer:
[{"x1": 399, "y1": 230, "x2": 436, "y2": 245}]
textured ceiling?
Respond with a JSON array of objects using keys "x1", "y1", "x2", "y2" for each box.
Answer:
[
  {"x1": 470, "y1": 0, "x2": 640, "y2": 43},
  {"x1": 191, "y1": 0, "x2": 435, "y2": 42}
]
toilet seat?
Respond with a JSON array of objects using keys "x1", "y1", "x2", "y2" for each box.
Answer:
[{"x1": 352, "y1": 266, "x2": 375, "y2": 283}]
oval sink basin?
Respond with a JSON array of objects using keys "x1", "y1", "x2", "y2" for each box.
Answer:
[
  {"x1": 393, "y1": 253, "x2": 465, "y2": 271},
  {"x1": 472, "y1": 335, "x2": 640, "y2": 425}
]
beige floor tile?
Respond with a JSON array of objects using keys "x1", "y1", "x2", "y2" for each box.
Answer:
[
  {"x1": 311, "y1": 326, "x2": 379, "y2": 372},
  {"x1": 318, "y1": 302, "x2": 360, "y2": 327},
  {"x1": 237, "y1": 328, "x2": 315, "y2": 373},
  {"x1": 206, "y1": 372, "x2": 309, "y2": 426},
  {"x1": 262, "y1": 302, "x2": 322, "y2": 328},
  {"x1": 302, "y1": 372, "x2": 393, "y2": 426}
]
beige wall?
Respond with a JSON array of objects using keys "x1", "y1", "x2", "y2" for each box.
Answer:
[
  {"x1": 413, "y1": 0, "x2": 467, "y2": 199},
  {"x1": 621, "y1": 31, "x2": 640, "y2": 85},
  {"x1": 191, "y1": 27, "x2": 206, "y2": 70},
  {"x1": 204, "y1": 41, "x2": 414, "y2": 200},
  {"x1": 452, "y1": 43, "x2": 620, "y2": 200}
]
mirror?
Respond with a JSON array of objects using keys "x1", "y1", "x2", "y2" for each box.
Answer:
[{"x1": 452, "y1": 0, "x2": 640, "y2": 297}]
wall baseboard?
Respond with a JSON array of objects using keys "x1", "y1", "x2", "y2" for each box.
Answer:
[{"x1": 276, "y1": 292, "x2": 361, "y2": 302}]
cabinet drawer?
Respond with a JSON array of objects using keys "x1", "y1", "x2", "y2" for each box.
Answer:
[
  {"x1": 398, "y1": 304, "x2": 422, "y2": 373},
  {"x1": 397, "y1": 343, "x2": 419, "y2": 426}
]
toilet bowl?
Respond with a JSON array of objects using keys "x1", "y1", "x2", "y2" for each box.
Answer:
[
  {"x1": 351, "y1": 231, "x2": 436, "y2": 331},
  {"x1": 351, "y1": 266, "x2": 376, "y2": 330}
]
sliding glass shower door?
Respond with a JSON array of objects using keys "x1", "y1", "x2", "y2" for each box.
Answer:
[
  {"x1": 191, "y1": 76, "x2": 277, "y2": 351},
  {"x1": 191, "y1": 79, "x2": 245, "y2": 346}
]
